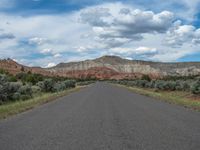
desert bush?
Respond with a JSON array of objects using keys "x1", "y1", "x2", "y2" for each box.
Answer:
[
  {"x1": 0, "y1": 74, "x2": 8, "y2": 84},
  {"x1": 0, "y1": 84, "x2": 7, "y2": 103},
  {"x1": 44, "y1": 79, "x2": 55, "y2": 92},
  {"x1": 36, "y1": 81, "x2": 45, "y2": 89},
  {"x1": 7, "y1": 82, "x2": 23, "y2": 100},
  {"x1": 63, "y1": 80, "x2": 76, "y2": 88},
  {"x1": 31, "y1": 85, "x2": 42, "y2": 94},
  {"x1": 53, "y1": 82, "x2": 66, "y2": 92},
  {"x1": 12, "y1": 92, "x2": 21, "y2": 100},
  {"x1": 18, "y1": 85, "x2": 33, "y2": 99},
  {"x1": 154, "y1": 80, "x2": 166, "y2": 90},
  {"x1": 181, "y1": 82, "x2": 191, "y2": 91},
  {"x1": 191, "y1": 80, "x2": 200, "y2": 94},
  {"x1": 136, "y1": 80, "x2": 149, "y2": 88},
  {"x1": 163, "y1": 81, "x2": 176, "y2": 91},
  {"x1": 8, "y1": 82, "x2": 22, "y2": 93},
  {"x1": 148, "y1": 80, "x2": 156, "y2": 88}
]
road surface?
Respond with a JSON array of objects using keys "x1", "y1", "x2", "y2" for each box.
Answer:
[{"x1": 0, "y1": 83, "x2": 200, "y2": 150}]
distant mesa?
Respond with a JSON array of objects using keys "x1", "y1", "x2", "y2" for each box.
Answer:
[{"x1": 1, "y1": 55, "x2": 200, "y2": 80}]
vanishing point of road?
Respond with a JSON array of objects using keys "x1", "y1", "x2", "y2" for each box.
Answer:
[{"x1": 0, "y1": 83, "x2": 200, "y2": 150}]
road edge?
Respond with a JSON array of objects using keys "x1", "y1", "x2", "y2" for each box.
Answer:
[
  {"x1": 113, "y1": 84, "x2": 200, "y2": 112},
  {"x1": 0, "y1": 86, "x2": 86, "y2": 120}
]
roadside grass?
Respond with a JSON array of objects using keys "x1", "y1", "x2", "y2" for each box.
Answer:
[
  {"x1": 0, "y1": 86, "x2": 84, "y2": 119},
  {"x1": 117, "y1": 84, "x2": 200, "y2": 111}
]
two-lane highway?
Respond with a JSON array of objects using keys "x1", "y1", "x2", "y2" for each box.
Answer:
[{"x1": 0, "y1": 83, "x2": 200, "y2": 150}]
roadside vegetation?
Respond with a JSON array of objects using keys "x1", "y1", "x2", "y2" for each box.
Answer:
[
  {"x1": 0, "y1": 69, "x2": 95, "y2": 118},
  {"x1": 111, "y1": 75, "x2": 200, "y2": 111}
]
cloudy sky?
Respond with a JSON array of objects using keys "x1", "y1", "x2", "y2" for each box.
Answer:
[{"x1": 0, "y1": 0, "x2": 200, "y2": 67}]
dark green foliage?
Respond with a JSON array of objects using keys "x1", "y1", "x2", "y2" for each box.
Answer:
[
  {"x1": 16, "y1": 73, "x2": 44, "y2": 85},
  {"x1": 36, "y1": 81, "x2": 45, "y2": 89},
  {"x1": 63, "y1": 80, "x2": 76, "y2": 88},
  {"x1": 7, "y1": 82, "x2": 23, "y2": 101},
  {"x1": 12, "y1": 92, "x2": 21, "y2": 100},
  {"x1": 18, "y1": 85, "x2": 33, "y2": 100},
  {"x1": 31, "y1": 86, "x2": 42, "y2": 94},
  {"x1": 163, "y1": 81, "x2": 176, "y2": 91},
  {"x1": 134, "y1": 80, "x2": 149, "y2": 88},
  {"x1": 0, "y1": 69, "x2": 9, "y2": 74},
  {"x1": 181, "y1": 81, "x2": 191, "y2": 91},
  {"x1": 155, "y1": 80, "x2": 165, "y2": 90},
  {"x1": 0, "y1": 74, "x2": 8, "y2": 84},
  {"x1": 191, "y1": 80, "x2": 200, "y2": 94},
  {"x1": 8, "y1": 76, "x2": 17, "y2": 82},
  {"x1": 53, "y1": 82, "x2": 66, "y2": 92},
  {"x1": 0, "y1": 75, "x2": 8, "y2": 103},
  {"x1": 0, "y1": 85, "x2": 7, "y2": 103},
  {"x1": 42, "y1": 79, "x2": 55, "y2": 92}
]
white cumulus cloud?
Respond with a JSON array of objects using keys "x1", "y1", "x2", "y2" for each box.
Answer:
[{"x1": 46, "y1": 62, "x2": 56, "y2": 68}]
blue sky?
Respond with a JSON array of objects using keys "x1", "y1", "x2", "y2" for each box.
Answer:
[{"x1": 0, "y1": 0, "x2": 200, "y2": 67}]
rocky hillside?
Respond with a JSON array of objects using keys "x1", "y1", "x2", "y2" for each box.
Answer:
[
  {"x1": 0, "y1": 58, "x2": 55, "y2": 77},
  {"x1": 1, "y1": 56, "x2": 200, "y2": 79},
  {"x1": 48, "y1": 56, "x2": 200, "y2": 79}
]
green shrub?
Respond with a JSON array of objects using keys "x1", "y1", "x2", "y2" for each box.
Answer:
[
  {"x1": 148, "y1": 80, "x2": 156, "y2": 88},
  {"x1": 155, "y1": 80, "x2": 166, "y2": 90},
  {"x1": 7, "y1": 82, "x2": 22, "y2": 100},
  {"x1": 191, "y1": 80, "x2": 200, "y2": 94},
  {"x1": 181, "y1": 81, "x2": 191, "y2": 91},
  {"x1": 18, "y1": 85, "x2": 33, "y2": 99},
  {"x1": 8, "y1": 76, "x2": 17, "y2": 82},
  {"x1": 16, "y1": 73, "x2": 44, "y2": 85},
  {"x1": 31, "y1": 86, "x2": 42, "y2": 94},
  {"x1": 163, "y1": 81, "x2": 176, "y2": 91},
  {"x1": 12, "y1": 92, "x2": 21, "y2": 101},
  {"x1": 8, "y1": 82, "x2": 22, "y2": 93},
  {"x1": 136, "y1": 80, "x2": 149, "y2": 88},
  {"x1": 0, "y1": 74, "x2": 8, "y2": 84},
  {"x1": 42, "y1": 79, "x2": 55, "y2": 92},
  {"x1": 53, "y1": 82, "x2": 66, "y2": 92},
  {"x1": 0, "y1": 84, "x2": 7, "y2": 103},
  {"x1": 36, "y1": 81, "x2": 45, "y2": 89},
  {"x1": 64, "y1": 80, "x2": 76, "y2": 88}
]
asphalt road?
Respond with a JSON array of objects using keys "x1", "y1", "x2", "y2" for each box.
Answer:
[{"x1": 0, "y1": 83, "x2": 200, "y2": 150}]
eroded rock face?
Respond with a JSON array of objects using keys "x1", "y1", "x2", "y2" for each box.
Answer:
[
  {"x1": 47, "y1": 56, "x2": 200, "y2": 79},
  {"x1": 1, "y1": 56, "x2": 200, "y2": 79}
]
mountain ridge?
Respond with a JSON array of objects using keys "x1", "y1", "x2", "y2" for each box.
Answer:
[
  {"x1": 1, "y1": 55, "x2": 200, "y2": 79},
  {"x1": 48, "y1": 55, "x2": 200, "y2": 79}
]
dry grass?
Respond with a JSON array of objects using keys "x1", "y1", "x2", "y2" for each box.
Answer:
[
  {"x1": 0, "y1": 86, "x2": 84, "y2": 119},
  {"x1": 118, "y1": 84, "x2": 200, "y2": 111}
]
